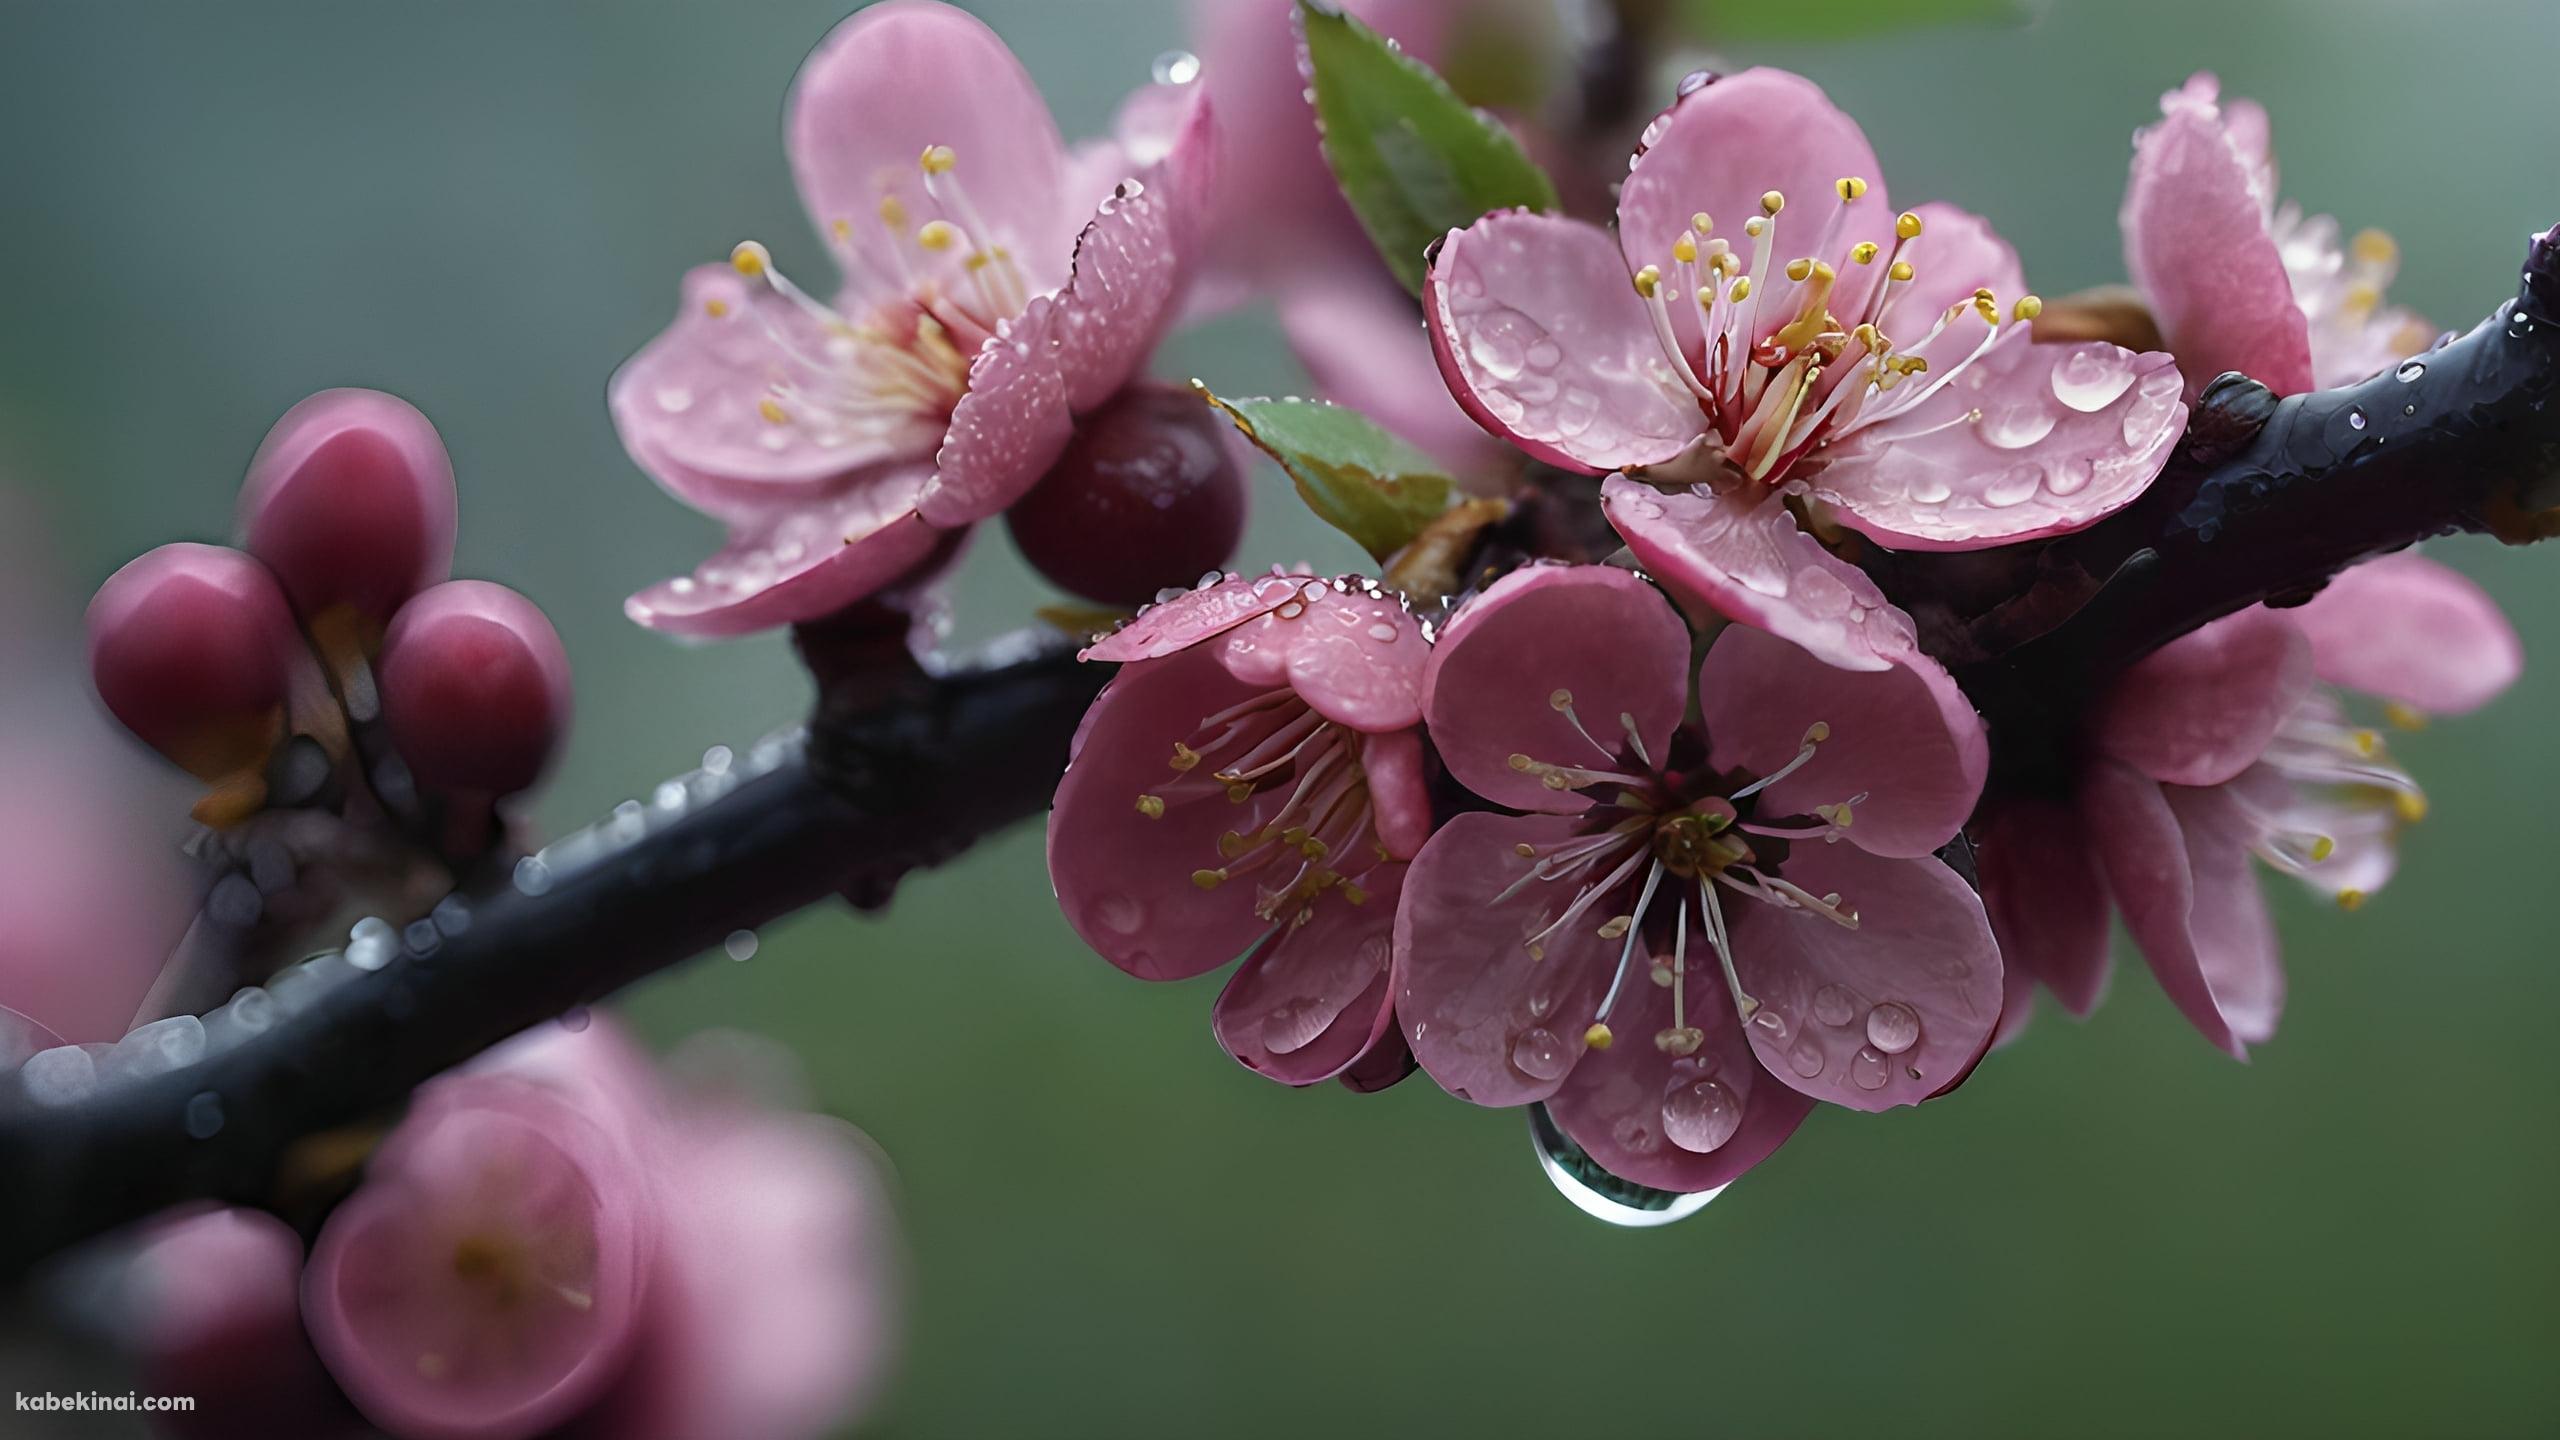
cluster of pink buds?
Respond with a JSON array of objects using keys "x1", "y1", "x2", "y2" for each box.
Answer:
[{"x1": 87, "y1": 390, "x2": 568, "y2": 870}]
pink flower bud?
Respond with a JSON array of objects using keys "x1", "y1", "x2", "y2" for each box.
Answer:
[
  {"x1": 303, "y1": 1077, "x2": 649, "y2": 1440},
  {"x1": 237, "y1": 389, "x2": 458, "y2": 627},
  {"x1": 127, "y1": 1207, "x2": 357, "y2": 1439},
  {"x1": 1004, "y1": 383, "x2": 1246, "y2": 607},
  {"x1": 377, "y1": 581, "x2": 571, "y2": 797},
  {"x1": 85, "y1": 543, "x2": 300, "y2": 779}
]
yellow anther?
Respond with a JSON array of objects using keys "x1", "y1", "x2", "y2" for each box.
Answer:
[
  {"x1": 1342, "y1": 884, "x2": 1370, "y2": 906},
  {"x1": 1895, "y1": 211, "x2": 1924, "y2": 240},
  {"x1": 1760, "y1": 190, "x2": 1785, "y2": 216},
  {"x1": 1849, "y1": 322, "x2": 1882, "y2": 351},
  {"x1": 1744, "y1": 216, "x2": 1767, "y2": 239},
  {"x1": 830, "y1": 218, "x2": 852, "y2": 244},
  {"x1": 1889, "y1": 259, "x2": 1915, "y2": 283},
  {"x1": 2343, "y1": 282, "x2": 2382, "y2": 314},
  {"x1": 1191, "y1": 868, "x2": 1226, "y2": 890},
  {"x1": 1548, "y1": 688, "x2": 1574, "y2": 711},
  {"x1": 2383, "y1": 701, "x2": 2430, "y2": 731},
  {"x1": 1583, "y1": 1022, "x2": 1614, "y2": 1051},
  {"x1": 1596, "y1": 915, "x2": 1633, "y2": 940},
  {"x1": 2337, "y1": 887, "x2": 2368, "y2": 912},
  {"x1": 702, "y1": 297, "x2": 730, "y2": 319},
  {"x1": 964, "y1": 250, "x2": 991, "y2": 271},
  {"x1": 2308, "y1": 834, "x2": 2336, "y2": 862},
  {"x1": 1526, "y1": 941, "x2": 1546, "y2": 962},
  {"x1": 1728, "y1": 277, "x2": 1753, "y2": 302},
  {"x1": 1218, "y1": 831, "x2": 1250, "y2": 859},
  {"x1": 757, "y1": 397, "x2": 789, "y2": 425},
  {"x1": 2351, "y1": 228, "x2": 2399, "y2": 265},
  {"x1": 729, "y1": 241, "x2": 770, "y2": 277},
  {"x1": 916, "y1": 220, "x2": 960, "y2": 251},
  {"x1": 1134, "y1": 794, "x2": 1166, "y2": 819},
  {"x1": 1972, "y1": 290, "x2": 2001, "y2": 324},
  {"x1": 2352, "y1": 728, "x2": 2381, "y2": 757},
  {"x1": 1803, "y1": 721, "x2": 1832, "y2": 744},
  {"x1": 1672, "y1": 233, "x2": 1699, "y2": 265},
  {"x1": 2395, "y1": 791, "x2": 2429, "y2": 823},
  {"x1": 877, "y1": 194, "x2": 908, "y2": 228},
  {"x1": 2012, "y1": 294, "x2": 2044, "y2": 321},
  {"x1": 1850, "y1": 240, "x2": 1880, "y2": 265},
  {"x1": 1508, "y1": 753, "x2": 1536, "y2": 772},
  {"x1": 1514, "y1": 842, "x2": 1537, "y2": 858},
  {"x1": 1169, "y1": 742, "x2": 1201, "y2": 771},
  {"x1": 1785, "y1": 257, "x2": 1813, "y2": 282},
  {"x1": 1836, "y1": 176, "x2": 1869, "y2": 201},
  {"x1": 1690, "y1": 212, "x2": 1714, "y2": 236},
  {"x1": 1300, "y1": 838, "x2": 1330, "y2": 861},
  {"x1": 1710, "y1": 251, "x2": 1740, "y2": 277},
  {"x1": 919, "y1": 144, "x2": 958, "y2": 175},
  {"x1": 1633, "y1": 265, "x2": 1662, "y2": 299}
]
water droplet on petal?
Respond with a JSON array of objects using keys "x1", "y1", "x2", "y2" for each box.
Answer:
[
  {"x1": 1979, "y1": 399, "x2": 2057, "y2": 449},
  {"x1": 1661, "y1": 1076, "x2": 1742, "y2": 1153},
  {"x1": 1528, "y1": 1104, "x2": 1721, "y2": 1227},
  {"x1": 2044, "y1": 454, "x2": 2095, "y2": 496},
  {"x1": 1908, "y1": 474, "x2": 1954, "y2": 505},
  {"x1": 1786, "y1": 1037, "x2": 1825, "y2": 1079},
  {"x1": 1849, "y1": 1045, "x2": 1892, "y2": 1090},
  {"x1": 559, "y1": 1007, "x2": 591, "y2": 1033},
  {"x1": 1984, "y1": 463, "x2": 2043, "y2": 507},
  {"x1": 1511, "y1": 1026, "x2": 1571, "y2": 1082},
  {"x1": 1811, "y1": 984, "x2": 1858, "y2": 1027},
  {"x1": 1865, "y1": 1001, "x2": 1922, "y2": 1054},
  {"x1": 1095, "y1": 892, "x2": 1146, "y2": 935},
  {"x1": 2050, "y1": 347, "x2": 2136, "y2": 411}
]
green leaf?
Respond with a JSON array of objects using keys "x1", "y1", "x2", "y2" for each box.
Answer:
[
  {"x1": 1677, "y1": 0, "x2": 2022, "y2": 43},
  {"x1": 1297, "y1": 0, "x2": 1560, "y2": 295},
  {"x1": 1198, "y1": 387, "x2": 1454, "y2": 562}
]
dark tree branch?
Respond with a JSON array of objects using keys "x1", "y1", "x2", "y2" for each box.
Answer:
[
  {"x1": 4, "y1": 230, "x2": 2558, "y2": 1283},
  {"x1": 0, "y1": 639, "x2": 1104, "y2": 1278}
]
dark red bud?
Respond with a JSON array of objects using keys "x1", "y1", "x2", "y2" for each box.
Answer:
[
  {"x1": 377, "y1": 581, "x2": 571, "y2": 796},
  {"x1": 236, "y1": 389, "x2": 457, "y2": 627},
  {"x1": 1004, "y1": 382, "x2": 1247, "y2": 607},
  {"x1": 86, "y1": 544, "x2": 300, "y2": 778}
]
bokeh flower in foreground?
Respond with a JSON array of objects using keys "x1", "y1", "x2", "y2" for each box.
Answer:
[
  {"x1": 611, "y1": 0, "x2": 1218, "y2": 635},
  {"x1": 1051, "y1": 570, "x2": 1433, "y2": 1084},
  {"x1": 1396, "y1": 564, "x2": 1999, "y2": 1191},
  {"x1": 2124, "y1": 73, "x2": 2435, "y2": 398},
  {"x1": 1428, "y1": 69, "x2": 2190, "y2": 664},
  {"x1": 1980, "y1": 551, "x2": 2521, "y2": 1051}
]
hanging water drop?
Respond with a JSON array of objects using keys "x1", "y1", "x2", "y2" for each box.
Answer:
[{"x1": 1527, "y1": 1105, "x2": 1722, "y2": 1228}]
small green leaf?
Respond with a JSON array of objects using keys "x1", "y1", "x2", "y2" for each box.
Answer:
[
  {"x1": 1198, "y1": 386, "x2": 1454, "y2": 562},
  {"x1": 1297, "y1": 0, "x2": 1560, "y2": 295},
  {"x1": 1678, "y1": 0, "x2": 2021, "y2": 43}
]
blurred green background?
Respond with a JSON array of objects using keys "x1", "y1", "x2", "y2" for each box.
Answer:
[{"x1": 3, "y1": 1, "x2": 2555, "y2": 1435}]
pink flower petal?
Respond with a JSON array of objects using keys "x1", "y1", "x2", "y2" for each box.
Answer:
[
  {"x1": 1422, "y1": 564, "x2": 1689, "y2": 814},
  {"x1": 2282, "y1": 551, "x2": 2522, "y2": 715},
  {"x1": 786, "y1": 1, "x2": 1074, "y2": 302},
  {"x1": 1424, "y1": 210, "x2": 1697, "y2": 473},
  {"x1": 1975, "y1": 797, "x2": 2112, "y2": 1020},
  {"x1": 1080, "y1": 569, "x2": 1314, "y2": 664},
  {"x1": 1545, "y1": 954, "x2": 1813, "y2": 1194},
  {"x1": 576, "y1": 1111, "x2": 896, "y2": 1440},
  {"x1": 1213, "y1": 863, "x2": 1402, "y2": 1085},
  {"x1": 1618, "y1": 68, "x2": 1894, "y2": 335},
  {"x1": 1694, "y1": 623, "x2": 1986, "y2": 860},
  {"x1": 916, "y1": 299, "x2": 1075, "y2": 526},
  {"x1": 1362, "y1": 727, "x2": 1433, "y2": 862},
  {"x1": 1601, "y1": 474, "x2": 1915, "y2": 673},
  {"x1": 130, "y1": 1208, "x2": 351, "y2": 1440},
  {"x1": 624, "y1": 469, "x2": 942, "y2": 637},
  {"x1": 1728, "y1": 844, "x2": 2003, "y2": 1112},
  {"x1": 2093, "y1": 607, "x2": 2314, "y2": 786},
  {"x1": 1812, "y1": 333, "x2": 2187, "y2": 550},
  {"x1": 2083, "y1": 763, "x2": 2283, "y2": 1058},
  {"x1": 609, "y1": 266, "x2": 923, "y2": 524},
  {"x1": 1268, "y1": 583, "x2": 1429, "y2": 734},
  {"x1": 1047, "y1": 83, "x2": 1217, "y2": 412},
  {"x1": 2123, "y1": 100, "x2": 2313, "y2": 398},
  {"x1": 304, "y1": 1079, "x2": 649, "y2": 1440},
  {"x1": 1888, "y1": 202, "x2": 2025, "y2": 329},
  {"x1": 1278, "y1": 256, "x2": 1511, "y2": 476},
  {"x1": 1048, "y1": 646, "x2": 1296, "y2": 980},
  {"x1": 1394, "y1": 812, "x2": 1620, "y2": 1108}
]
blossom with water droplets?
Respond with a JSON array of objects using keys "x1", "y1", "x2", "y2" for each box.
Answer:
[
  {"x1": 1424, "y1": 68, "x2": 2187, "y2": 665},
  {"x1": 611, "y1": 0, "x2": 1220, "y2": 636},
  {"x1": 1394, "y1": 564, "x2": 2000, "y2": 1193},
  {"x1": 1050, "y1": 569, "x2": 1435, "y2": 1084},
  {"x1": 2123, "y1": 73, "x2": 2437, "y2": 399},
  {"x1": 1980, "y1": 551, "x2": 2521, "y2": 1054}
]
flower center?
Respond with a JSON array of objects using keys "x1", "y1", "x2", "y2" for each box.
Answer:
[
  {"x1": 1135, "y1": 687, "x2": 1391, "y2": 931},
  {"x1": 1628, "y1": 183, "x2": 2041, "y2": 484},
  {"x1": 720, "y1": 143, "x2": 1037, "y2": 444},
  {"x1": 1501, "y1": 691, "x2": 1866, "y2": 1091}
]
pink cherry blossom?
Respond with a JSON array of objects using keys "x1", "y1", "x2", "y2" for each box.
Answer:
[
  {"x1": 611, "y1": 0, "x2": 1217, "y2": 636},
  {"x1": 1396, "y1": 564, "x2": 1999, "y2": 1192},
  {"x1": 304, "y1": 1020, "x2": 896, "y2": 1440},
  {"x1": 1049, "y1": 570, "x2": 1435, "y2": 1084},
  {"x1": 123, "y1": 1208, "x2": 358, "y2": 1438},
  {"x1": 2124, "y1": 73, "x2": 2434, "y2": 398},
  {"x1": 1426, "y1": 67, "x2": 2189, "y2": 629},
  {"x1": 1189, "y1": 0, "x2": 1554, "y2": 474},
  {"x1": 1982, "y1": 552, "x2": 2521, "y2": 1054}
]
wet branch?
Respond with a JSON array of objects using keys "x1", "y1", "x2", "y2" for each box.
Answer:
[{"x1": 3, "y1": 231, "x2": 2558, "y2": 1282}]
